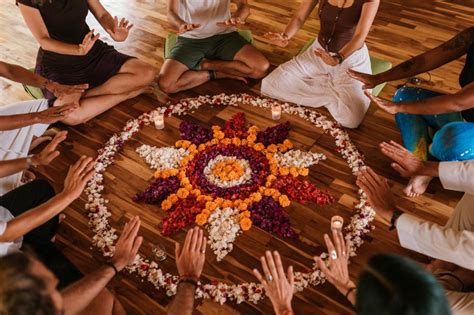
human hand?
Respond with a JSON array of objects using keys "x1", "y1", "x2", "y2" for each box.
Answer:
[
  {"x1": 30, "y1": 131, "x2": 67, "y2": 167},
  {"x1": 364, "y1": 90, "x2": 400, "y2": 114},
  {"x1": 175, "y1": 227, "x2": 206, "y2": 280},
  {"x1": 314, "y1": 230, "x2": 355, "y2": 296},
  {"x1": 107, "y1": 16, "x2": 133, "y2": 42},
  {"x1": 78, "y1": 30, "x2": 100, "y2": 55},
  {"x1": 178, "y1": 23, "x2": 200, "y2": 35},
  {"x1": 112, "y1": 216, "x2": 143, "y2": 271},
  {"x1": 356, "y1": 167, "x2": 396, "y2": 223},
  {"x1": 34, "y1": 103, "x2": 79, "y2": 124},
  {"x1": 45, "y1": 81, "x2": 89, "y2": 99},
  {"x1": 216, "y1": 17, "x2": 246, "y2": 27},
  {"x1": 61, "y1": 156, "x2": 96, "y2": 200},
  {"x1": 347, "y1": 69, "x2": 380, "y2": 89},
  {"x1": 264, "y1": 32, "x2": 289, "y2": 48},
  {"x1": 253, "y1": 251, "x2": 294, "y2": 315},
  {"x1": 380, "y1": 141, "x2": 426, "y2": 177},
  {"x1": 314, "y1": 48, "x2": 339, "y2": 66}
]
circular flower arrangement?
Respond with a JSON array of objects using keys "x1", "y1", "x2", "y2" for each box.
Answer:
[
  {"x1": 134, "y1": 112, "x2": 333, "y2": 260},
  {"x1": 84, "y1": 93, "x2": 375, "y2": 304}
]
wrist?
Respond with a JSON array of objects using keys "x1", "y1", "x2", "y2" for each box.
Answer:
[
  {"x1": 274, "y1": 303, "x2": 294, "y2": 315},
  {"x1": 56, "y1": 191, "x2": 79, "y2": 204},
  {"x1": 389, "y1": 208, "x2": 404, "y2": 231},
  {"x1": 29, "y1": 155, "x2": 39, "y2": 168},
  {"x1": 420, "y1": 161, "x2": 440, "y2": 177}
]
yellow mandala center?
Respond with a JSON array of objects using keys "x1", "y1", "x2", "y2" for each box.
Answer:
[{"x1": 211, "y1": 159, "x2": 245, "y2": 181}]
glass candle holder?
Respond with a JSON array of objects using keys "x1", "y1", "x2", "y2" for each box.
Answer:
[
  {"x1": 152, "y1": 244, "x2": 167, "y2": 261},
  {"x1": 331, "y1": 216, "x2": 344, "y2": 231},
  {"x1": 271, "y1": 104, "x2": 282, "y2": 120},
  {"x1": 153, "y1": 112, "x2": 165, "y2": 130}
]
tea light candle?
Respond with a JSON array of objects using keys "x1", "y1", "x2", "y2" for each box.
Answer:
[
  {"x1": 331, "y1": 216, "x2": 344, "y2": 230},
  {"x1": 271, "y1": 104, "x2": 281, "y2": 120},
  {"x1": 154, "y1": 113, "x2": 165, "y2": 130}
]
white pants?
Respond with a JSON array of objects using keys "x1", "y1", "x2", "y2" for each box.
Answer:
[
  {"x1": 261, "y1": 40, "x2": 372, "y2": 128},
  {"x1": 0, "y1": 99, "x2": 49, "y2": 195}
]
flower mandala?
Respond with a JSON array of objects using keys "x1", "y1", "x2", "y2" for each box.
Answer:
[
  {"x1": 84, "y1": 93, "x2": 376, "y2": 305},
  {"x1": 134, "y1": 113, "x2": 334, "y2": 260}
]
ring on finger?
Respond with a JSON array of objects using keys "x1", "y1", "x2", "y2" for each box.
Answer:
[
  {"x1": 266, "y1": 274, "x2": 273, "y2": 282},
  {"x1": 330, "y1": 250, "x2": 338, "y2": 260}
]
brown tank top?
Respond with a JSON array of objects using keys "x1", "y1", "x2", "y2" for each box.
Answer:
[{"x1": 318, "y1": 0, "x2": 372, "y2": 53}]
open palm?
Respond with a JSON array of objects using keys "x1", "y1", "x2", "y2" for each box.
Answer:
[{"x1": 108, "y1": 16, "x2": 133, "y2": 42}]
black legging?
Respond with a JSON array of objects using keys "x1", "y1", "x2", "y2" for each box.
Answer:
[{"x1": 0, "y1": 180, "x2": 83, "y2": 289}]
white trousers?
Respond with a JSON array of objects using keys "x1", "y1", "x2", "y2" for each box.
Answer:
[
  {"x1": 261, "y1": 40, "x2": 372, "y2": 128},
  {"x1": 0, "y1": 99, "x2": 49, "y2": 195}
]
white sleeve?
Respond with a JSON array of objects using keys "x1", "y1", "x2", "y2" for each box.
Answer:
[
  {"x1": 439, "y1": 161, "x2": 474, "y2": 194},
  {"x1": 0, "y1": 220, "x2": 6, "y2": 236},
  {"x1": 396, "y1": 213, "x2": 474, "y2": 270}
]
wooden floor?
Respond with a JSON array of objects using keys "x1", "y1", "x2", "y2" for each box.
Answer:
[{"x1": 1, "y1": 1, "x2": 474, "y2": 314}]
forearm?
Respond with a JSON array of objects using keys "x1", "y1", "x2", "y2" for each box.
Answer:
[
  {"x1": 0, "y1": 192, "x2": 74, "y2": 242},
  {"x1": 39, "y1": 37, "x2": 82, "y2": 56},
  {"x1": 419, "y1": 161, "x2": 440, "y2": 177},
  {"x1": 0, "y1": 113, "x2": 40, "y2": 131},
  {"x1": 283, "y1": 16, "x2": 306, "y2": 39},
  {"x1": 167, "y1": 283, "x2": 196, "y2": 315},
  {"x1": 375, "y1": 26, "x2": 474, "y2": 84},
  {"x1": 0, "y1": 158, "x2": 29, "y2": 178},
  {"x1": 339, "y1": 35, "x2": 366, "y2": 59},
  {"x1": 0, "y1": 62, "x2": 48, "y2": 88},
  {"x1": 62, "y1": 265, "x2": 116, "y2": 315},
  {"x1": 398, "y1": 94, "x2": 466, "y2": 115},
  {"x1": 97, "y1": 12, "x2": 115, "y2": 35}
]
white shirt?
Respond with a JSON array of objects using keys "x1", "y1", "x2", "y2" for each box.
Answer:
[
  {"x1": 0, "y1": 205, "x2": 22, "y2": 256},
  {"x1": 178, "y1": 0, "x2": 235, "y2": 39}
]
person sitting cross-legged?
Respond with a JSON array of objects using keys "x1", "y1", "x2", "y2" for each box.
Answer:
[
  {"x1": 0, "y1": 216, "x2": 143, "y2": 315},
  {"x1": 357, "y1": 165, "x2": 474, "y2": 314},
  {"x1": 253, "y1": 233, "x2": 452, "y2": 315},
  {"x1": 158, "y1": 0, "x2": 270, "y2": 94}
]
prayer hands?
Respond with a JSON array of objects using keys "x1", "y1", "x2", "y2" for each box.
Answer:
[
  {"x1": 45, "y1": 81, "x2": 89, "y2": 99},
  {"x1": 314, "y1": 48, "x2": 339, "y2": 66},
  {"x1": 253, "y1": 251, "x2": 295, "y2": 315},
  {"x1": 78, "y1": 30, "x2": 100, "y2": 56},
  {"x1": 356, "y1": 167, "x2": 396, "y2": 223},
  {"x1": 364, "y1": 90, "x2": 400, "y2": 114},
  {"x1": 62, "y1": 155, "x2": 96, "y2": 200},
  {"x1": 30, "y1": 131, "x2": 67, "y2": 167},
  {"x1": 264, "y1": 32, "x2": 289, "y2": 48},
  {"x1": 314, "y1": 230, "x2": 356, "y2": 299},
  {"x1": 112, "y1": 216, "x2": 143, "y2": 271},
  {"x1": 347, "y1": 69, "x2": 379, "y2": 89},
  {"x1": 178, "y1": 23, "x2": 200, "y2": 35},
  {"x1": 34, "y1": 103, "x2": 79, "y2": 124},
  {"x1": 175, "y1": 227, "x2": 207, "y2": 280},
  {"x1": 108, "y1": 16, "x2": 133, "y2": 42},
  {"x1": 216, "y1": 17, "x2": 246, "y2": 27},
  {"x1": 380, "y1": 141, "x2": 426, "y2": 177}
]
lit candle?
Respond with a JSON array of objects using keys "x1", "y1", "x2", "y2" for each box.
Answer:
[
  {"x1": 331, "y1": 216, "x2": 344, "y2": 230},
  {"x1": 154, "y1": 112, "x2": 165, "y2": 130},
  {"x1": 271, "y1": 104, "x2": 281, "y2": 120}
]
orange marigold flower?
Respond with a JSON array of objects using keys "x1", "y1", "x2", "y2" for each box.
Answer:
[
  {"x1": 210, "y1": 138, "x2": 219, "y2": 145},
  {"x1": 169, "y1": 194, "x2": 179, "y2": 203},
  {"x1": 221, "y1": 138, "x2": 232, "y2": 145},
  {"x1": 267, "y1": 144, "x2": 278, "y2": 153},
  {"x1": 161, "y1": 200, "x2": 172, "y2": 211},
  {"x1": 238, "y1": 202, "x2": 248, "y2": 211},
  {"x1": 264, "y1": 188, "x2": 274, "y2": 196},
  {"x1": 248, "y1": 126, "x2": 259, "y2": 134},
  {"x1": 198, "y1": 144, "x2": 206, "y2": 151},
  {"x1": 215, "y1": 131, "x2": 225, "y2": 140},
  {"x1": 240, "y1": 211, "x2": 251, "y2": 219},
  {"x1": 279, "y1": 167, "x2": 290, "y2": 176},
  {"x1": 195, "y1": 214, "x2": 208, "y2": 226},
  {"x1": 197, "y1": 195, "x2": 207, "y2": 202},
  {"x1": 254, "y1": 143, "x2": 265, "y2": 151},
  {"x1": 177, "y1": 188, "x2": 189, "y2": 199},
  {"x1": 241, "y1": 139, "x2": 248, "y2": 146},
  {"x1": 201, "y1": 209, "x2": 211, "y2": 216},
  {"x1": 247, "y1": 134, "x2": 257, "y2": 143},
  {"x1": 283, "y1": 139, "x2": 293, "y2": 149},
  {"x1": 222, "y1": 200, "x2": 233, "y2": 208},
  {"x1": 279, "y1": 195, "x2": 291, "y2": 207},
  {"x1": 215, "y1": 198, "x2": 224, "y2": 206},
  {"x1": 290, "y1": 167, "x2": 299, "y2": 177},
  {"x1": 240, "y1": 217, "x2": 252, "y2": 231},
  {"x1": 191, "y1": 189, "x2": 201, "y2": 196},
  {"x1": 299, "y1": 168, "x2": 309, "y2": 176},
  {"x1": 231, "y1": 137, "x2": 241, "y2": 146},
  {"x1": 154, "y1": 170, "x2": 162, "y2": 178},
  {"x1": 206, "y1": 201, "x2": 218, "y2": 211},
  {"x1": 184, "y1": 184, "x2": 194, "y2": 191},
  {"x1": 251, "y1": 192, "x2": 262, "y2": 202}
]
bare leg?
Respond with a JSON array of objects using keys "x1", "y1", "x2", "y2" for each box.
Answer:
[
  {"x1": 84, "y1": 59, "x2": 156, "y2": 97},
  {"x1": 54, "y1": 86, "x2": 153, "y2": 125},
  {"x1": 78, "y1": 289, "x2": 125, "y2": 315},
  {"x1": 404, "y1": 175, "x2": 434, "y2": 198},
  {"x1": 201, "y1": 44, "x2": 270, "y2": 79}
]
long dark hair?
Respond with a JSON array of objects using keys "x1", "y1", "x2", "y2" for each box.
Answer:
[
  {"x1": 0, "y1": 252, "x2": 56, "y2": 315},
  {"x1": 356, "y1": 254, "x2": 452, "y2": 315}
]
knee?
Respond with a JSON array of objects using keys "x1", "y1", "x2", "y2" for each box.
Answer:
[
  {"x1": 249, "y1": 59, "x2": 270, "y2": 79},
  {"x1": 331, "y1": 101, "x2": 369, "y2": 129},
  {"x1": 138, "y1": 63, "x2": 157, "y2": 85},
  {"x1": 431, "y1": 122, "x2": 474, "y2": 161},
  {"x1": 61, "y1": 112, "x2": 87, "y2": 126},
  {"x1": 157, "y1": 75, "x2": 178, "y2": 94}
]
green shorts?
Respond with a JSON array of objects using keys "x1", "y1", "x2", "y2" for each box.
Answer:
[{"x1": 167, "y1": 31, "x2": 249, "y2": 70}]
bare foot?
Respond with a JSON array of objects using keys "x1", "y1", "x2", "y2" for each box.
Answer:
[
  {"x1": 21, "y1": 170, "x2": 36, "y2": 183},
  {"x1": 215, "y1": 71, "x2": 248, "y2": 84},
  {"x1": 404, "y1": 175, "x2": 433, "y2": 197}
]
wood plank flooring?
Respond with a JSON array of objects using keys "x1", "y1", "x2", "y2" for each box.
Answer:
[{"x1": 1, "y1": 1, "x2": 473, "y2": 314}]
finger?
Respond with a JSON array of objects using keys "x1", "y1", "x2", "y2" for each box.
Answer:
[
  {"x1": 131, "y1": 236, "x2": 143, "y2": 256},
  {"x1": 70, "y1": 155, "x2": 87, "y2": 173},
  {"x1": 194, "y1": 228, "x2": 203, "y2": 252},
  {"x1": 175, "y1": 241, "x2": 182, "y2": 260},
  {"x1": 91, "y1": 33, "x2": 100, "y2": 43},
  {"x1": 315, "y1": 257, "x2": 333, "y2": 281},
  {"x1": 391, "y1": 162, "x2": 408, "y2": 176},
  {"x1": 337, "y1": 230, "x2": 346, "y2": 258},
  {"x1": 366, "y1": 167, "x2": 385, "y2": 186},
  {"x1": 253, "y1": 268, "x2": 268, "y2": 287},
  {"x1": 127, "y1": 24, "x2": 134, "y2": 31},
  {"x1": 75, "y1": 157, "x2": 93, "y2": 176},
  {"x1": 345, "y1": 239, "x2": 352, "y2": 258},
  {"x1": 120, "y1": 17, "x2": 125, "y2": 27},
  {"x1": 389, "y1": 140, "x2": 408, "y2": 151},
  {"x1": 114, "y1": 16, "x2": 119, "y2": 31},
  {"x1": 323, "y1": 234, "x2": 336, "y2": 258},
  {"x1": 123, "y1": 20, "x2": 129, "y2": 29},
  {"x1": 80, "y1": 167, "x2": 95, "y2": 186},
  {"x1": 332, "y1": 228, "x2": 343, "y2": 258},
  {"x1": 189, "y1": 227, "x2": 199, "y2": 253},
  {"x1": 273, "y1": 251, "x2": 286, "y2": 280},
  {"x1": 288, "y1": 265, "x2": 295, "y2": 287},
  {"x1": 183, "y1": 228, "x2": 193, "y2": 253},
  {"x1": 364, "y1": 89, "x2": 377, "y2": 102},
  {"x1": 358, "y1": 170, "x2": 378, "y2": 193},
  {"x1": 72, "y1": 83, "x2": 89, "y2": 91},
  {"x1": 126, "y1": 216, "x2": 140, "y2": 240},
  {"x1": 200, "y1": 235, "x2": 207, "y2": 255},
  {"x1": 48, "y1": 131, "x2": 68, "y2": 147},
  {"x1": 260, "y1": 254, "x2": 271, "y2": 280},
  {"x1": 265, "y1": 250, "x2": 279, "y2": 280}
]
